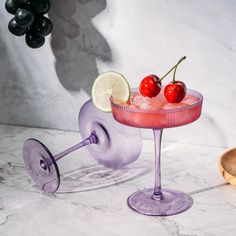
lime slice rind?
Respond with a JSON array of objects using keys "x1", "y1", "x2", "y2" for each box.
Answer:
[{"x1": 91, "y1": 71, "x2": 130, "y2": 112}]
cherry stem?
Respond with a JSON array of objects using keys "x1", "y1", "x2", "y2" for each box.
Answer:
[
  {"x1": 159, "y1": 56, "x2": 186, "y2": 82},
  {"x1": 173, "y1": 56, "x2": 186, "y2": 84}
]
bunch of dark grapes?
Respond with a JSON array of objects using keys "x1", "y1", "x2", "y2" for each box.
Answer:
[{"x1": 5, "y1": 0, "x2": 53, "y2": 49}]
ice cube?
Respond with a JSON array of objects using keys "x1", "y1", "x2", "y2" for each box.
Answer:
[
  {"x1": 131, "y1": 94, "x2": 150, "y2": 106},
  {"x1": 129, "y1": 94, "x2": 165, "y2": 110},
  {"x1": 149, "y1": 97, "x2": 164, "y2": 110},
  {"x1": 183, "y1": 95, "x2": 198, "y2": 105},
  {"x1": 140, "y1": 102, "x2": 149, "y2": 110}
]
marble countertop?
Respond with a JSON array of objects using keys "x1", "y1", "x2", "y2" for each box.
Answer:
[{"x1": 0, "y1": 124, "x2": 236, "y2": 236}]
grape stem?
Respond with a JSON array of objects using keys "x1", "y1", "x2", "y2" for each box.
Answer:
[{"x1": 159, "y1": 56, "x2": 186, "y2": 83}]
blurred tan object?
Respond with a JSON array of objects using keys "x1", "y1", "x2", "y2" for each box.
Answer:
[{"x1": 219, "y1": 148, "x2": 236, "y2": 186}]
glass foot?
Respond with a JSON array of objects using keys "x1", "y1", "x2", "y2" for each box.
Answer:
[
  {"x1": 23, "y1": 139, "x2": 60, "y2": 193},
  {"x1": 127, "y1": 188, "x2": 193, "y2": 216}
]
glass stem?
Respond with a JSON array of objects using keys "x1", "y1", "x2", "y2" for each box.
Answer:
[
  {"x1": 54, "y1": 132, "x2": 98, "y2": 161},
  {"x1": 152, "y1": 129, "x2": 164, "y2": 200}
]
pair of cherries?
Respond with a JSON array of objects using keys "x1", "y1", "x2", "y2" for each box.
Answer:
[{"x1": 139, "y1": 56, "x2": 187, "y2": 103}]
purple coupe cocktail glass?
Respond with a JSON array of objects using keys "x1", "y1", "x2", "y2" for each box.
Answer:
[
  {"x1": 23, "y1": 99, "x2": 142, "y2": 193},
  {"x1": 111, "y1": 88, "x2": 203, "y2": 216}
]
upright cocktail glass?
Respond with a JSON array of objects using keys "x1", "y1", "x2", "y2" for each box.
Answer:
[
  {"x1": 23, "y1": 99, "x2": 142, "y2": 193},
  {"x1": 111, "y1": 88, "x2": 203, "y2": 216}
]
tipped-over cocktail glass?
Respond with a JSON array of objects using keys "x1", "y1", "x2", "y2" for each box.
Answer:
[
  {"x1": 23, "y1": 99, "x2": 142, "y2": 193},
  {"x1": 111, "y1": 88, "x2": 203, "y2": 216}
]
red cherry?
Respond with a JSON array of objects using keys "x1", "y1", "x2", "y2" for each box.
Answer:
[
  {"x1": 164, "y1": 81, "x2": 186, "y2": 103},
  {"x1": 139, "y1": 75, "x2": 161, "y2": 97}
]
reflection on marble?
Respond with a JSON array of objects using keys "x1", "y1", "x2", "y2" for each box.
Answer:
[
  {"x1": 58, "y1": 162, "x2": 150, "y2": 194},
  {"x1": 1, "y1": 124, "x2": 236, "y2": 235}
]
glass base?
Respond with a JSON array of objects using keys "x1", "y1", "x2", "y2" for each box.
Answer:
[
  {"x1": 127, "y1": 188, "x2": 193, "y2": 216},
  {"x1": 23, "y1": 139, "x2": 60, "y2": 193}
]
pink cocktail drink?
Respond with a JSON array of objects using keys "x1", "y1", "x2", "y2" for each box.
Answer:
[
  {"x1": 111, "y1": 87, "x2": 203, "y2": 216},
  {"x1": 111, "y1": 88, "x2": 202, "y2": 129}
]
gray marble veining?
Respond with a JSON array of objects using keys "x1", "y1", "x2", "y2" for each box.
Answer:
[{"x1": 0, "y1": 124, "x2": 236, "y2": 236}]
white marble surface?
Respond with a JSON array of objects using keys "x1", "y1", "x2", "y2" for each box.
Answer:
[
  {"x1": 0, "y1": 124, "x2": 236, "y2": 236},
  {"x1": 1, "y1": 1, "x2": 236, "y2": 147}
]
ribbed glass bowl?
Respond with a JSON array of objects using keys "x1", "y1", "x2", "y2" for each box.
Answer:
[{"x1": 111, "y1": 88, "x2": 203, "y2": 129}]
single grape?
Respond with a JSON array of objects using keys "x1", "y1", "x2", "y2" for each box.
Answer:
[
  {"x1": 32, "y1": 16, "x2": 52, "y2": 36},
  {"x1": 29, "y1": 0, "x2": 50, "y2": 14},
  {"x1": 15, "y1": 8, "x2": 35, "y2": 28},
  {"x1": 25, "y1": 32, "x2": 45, "y2": 48},
  {"x1": 5, "y1": 0, "x2": 21, "y2": 14},
  {"x1": 8, "y1": 17, "x2": 26, "y2": 36}
]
